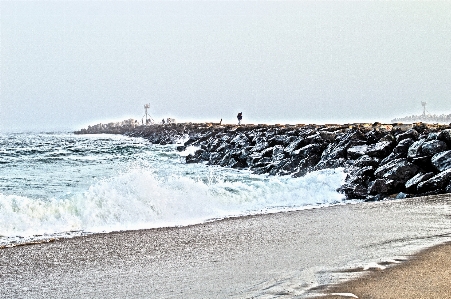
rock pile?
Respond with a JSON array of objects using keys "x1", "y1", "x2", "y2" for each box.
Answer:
[
  {"x1": 176, "y1": 123, "x2": 451, "y2": 201},
  {"x1": 76, "y1": 121, "x2": 451, "y2": 201}
]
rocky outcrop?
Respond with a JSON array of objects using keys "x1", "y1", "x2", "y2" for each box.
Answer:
[{"x1": 76, "y1": 121, "x2": 451, "y2": 201}]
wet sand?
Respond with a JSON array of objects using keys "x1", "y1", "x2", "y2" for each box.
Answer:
[
  {"x1": 1, "y1": 195, "x2": 451, "y2": 298},
  {"x1": 315, "y1": 242, "x2": 451, "y2": 299}
]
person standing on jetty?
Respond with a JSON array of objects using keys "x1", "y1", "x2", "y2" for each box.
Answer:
[{"x1": 237, "y1": 112, "x2": 243, "y2": 125}]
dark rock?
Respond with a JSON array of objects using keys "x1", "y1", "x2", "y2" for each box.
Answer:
[
  {"x1": 344, "y1": 166, "x2": 374, "y2": 188},
  {"x1": 374, "y1": 158, "x2": 420, "y2": 188},
  {"x1": 176, "y1": 145, "x2": 186, "y2": 152},
  {"x1": 251, "y1": 141, "x2": 269, "y2": 153},
  {"x1": 268, "y1": 135, "x2": 288, "y2": 146},
  {"x1": 379, "y1": 134, "x2": 396, "y2": 143},
  {"x1": 216, "y1": 142, "x2": 231, "y2": 153},
  {"x1": 393, "y1": 138, "x2": 415, "y2": 155},
  {"x1": 347, "y1": 145, "x2": 368, "y2": 159},
  {"x1": 421, "y1": 140, "x2": 448, "y2": 156},
  {"x1": 417, "y1": 169, "x2": 451, "y2": 193},
  {"x1": 366, "y1": 141, "x2": 394, "y2": 158},
  {"x1": 407, "y1": 139, "x2": 425, "y2": 159},
  {"x1": 184, "y1": 136, "x2": 199, "y2": 147},
  {"x1": 246, "y1": 153, "x2": 262, "y2": 167},
  {"x1": 365, "y1": 194, "x2": 385, "y2": 202},
  {"x1": 379, "y1": 152, "x2": 404, "y2": 166},
  {"x1": 269, "y1": 159, "x2": 290, "y2": 175},
  {"x1": 319, "y1": 131, "x2": 337, "y2": 142},
  {"x1": 186, "y1": 150, "x2": 203, "y2": 163},
  {"x1": 339, "y1": 183, "x2": 368, "y2": 199},
  {"x1": 316, "y1": 131, "x2": 363, "y2": 166},
  {"x1": 208, "y1": 152, "x2": 223, "y2": 165},
  {"x1": 431, "y1": 150, "x2": 451, "y2": 172},
  {"x1": 295, "y1": 143, "x2": 325, "y2": 158},
  {"x1": 405, "y1": 172, "x2": 435, "y2": 193},
  {"x1": 368, "y1": 178, "x2": 394, "y2": 195},
  {"x1": 353, "y1": 155, "x2": 380, "y2": 167},
  {"x1": 315, "y1": 157, "x2": 347, "y2": 170},
  {"x1": 438, "y1": 129, "x2": 451, "y2": 145},
  {"x1": 284, "y1": 138, "x2": 305, "y2": 154},
  {"x1": 396, "y1": 129, "x2": 419, "y2": 143},
  {"x1": 230, "y1": 134, "x2": 250, "y2": 148},
  {"x1": 272, "y1": 145, "x2": 286, "y2": 162},
  {"x1": 305, "y1": 133, "x2": 323, "y2": 144},
  {"x1": 260, "y1": 147, "x2": 274, "y2": 158},
  {"x1": 252, "y1": 157, "x2": 272, "y2": 168},
  {"x1": 365, "y1": 130, "x2": 384, "y2": 144},
  {"x1": 228, "y1": 158, "x2": 245, "y2": 168},
  {"x1": 283, "y1": 136, "x2": 298, "y2": 146}
]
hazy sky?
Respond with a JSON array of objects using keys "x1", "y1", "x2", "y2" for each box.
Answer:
[{"x1": 1, "y1": 1, "x2": 450, "y2": 132}]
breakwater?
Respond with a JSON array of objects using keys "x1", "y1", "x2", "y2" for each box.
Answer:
[{"x1": 75, "y1": 121, "x2": 451, "y2": 201}]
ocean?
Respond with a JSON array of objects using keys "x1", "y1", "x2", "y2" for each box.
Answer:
[{"x1": 0, "y1": 132, "x2": 346, "y2": 246}]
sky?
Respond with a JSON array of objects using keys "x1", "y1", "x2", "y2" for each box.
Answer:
[{"x1": 1, "y1": 1, "x2": 450, "y2": 132}]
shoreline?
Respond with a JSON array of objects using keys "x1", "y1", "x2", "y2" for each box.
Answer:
[
  {"x1": 1, "y1": 194, "x2": 450, "y2": 298},
  {"x1": 313, "y1": 241, "x2": 451, "y2": 298}
]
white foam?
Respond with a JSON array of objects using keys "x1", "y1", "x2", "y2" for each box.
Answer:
[
  {"x1": 0, "y1": 167, "x2": 346, "y2": 239},
  {"x1": 363, "y1": 262, "x2": 386, "y2": 270},
  {"x1": 331, "y1": 293, "x2": 359, "y2": 298},
  {"x1": 178, "y1": 145, "x2": 201, "y2": 157}
]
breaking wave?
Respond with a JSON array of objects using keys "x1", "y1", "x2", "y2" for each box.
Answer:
[{"x1": 0, "y1": 166, "x2": 346, "y2": 242}]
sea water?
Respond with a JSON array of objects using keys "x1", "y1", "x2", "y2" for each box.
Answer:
[{"x1": 0, "y1": 132, "x2": 347, "y2": 246}]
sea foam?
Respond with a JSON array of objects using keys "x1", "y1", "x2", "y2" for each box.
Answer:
[{"x1": 0, "y1": 166, "x2": 346, "y2": 240}]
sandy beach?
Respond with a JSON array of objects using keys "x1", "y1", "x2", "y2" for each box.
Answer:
[
  {"x1": 315, "y1": 242, "x2": 451, "y2": 299},
  {"x1": 1, "y1": 194, "x2": 451, "y2": 298}
]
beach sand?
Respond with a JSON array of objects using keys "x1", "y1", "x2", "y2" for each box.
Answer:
[
  {"x1": 315, "y1": 242, "x2": 451, "y2": 299},
  {"x1": 1, "y1": 195, "x2": 451, "y2": 298}
]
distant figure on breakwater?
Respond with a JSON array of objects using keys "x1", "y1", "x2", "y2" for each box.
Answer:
[
  {"x1": 219, "y1": 118, "x2": 222, "y2": 125},
  {"x1": 237, "y1": 112, "x2": 243, "y2": 125}
]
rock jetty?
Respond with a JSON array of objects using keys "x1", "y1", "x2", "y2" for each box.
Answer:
[{"x1": 75, "y1": 121, "x2": 451, "y2": 201}]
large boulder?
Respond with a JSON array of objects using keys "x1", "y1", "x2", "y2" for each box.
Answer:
[
  {"x1": 417, "y1": 169, "x2": 451, "y2": 194},
  {"x1": 393, "y1": 138, "x2": 415, "y2": 155},
  {"x1": 396, "y1": 129, "x2": 419, "y2": 143},
  {"x1": 284, "y1": 137, "x2": 305, "y2": 154},
  {"x1": 368, "y1": 178, "x2": 394, "y2": 195},
  {"x1": 230, "y1": 133, "x2": 250, "y2": 148},
  {"x1": 374, "y1": 158, "x2": 420, "y2": 188},
  {"x1": 421, "y1": 140, "x2": 448, "y2": 157},
  {"x1": 345, "y1": 166, "x2": 375, "y2": 186},
  {"x1": 319, "y1": 131, "x2": 338, "y2": 142},
  {"x1": 338, "y1": 183, "x2": 368, "y2": 199},
  {"x1": 295, "y1": 143, "x2": 325, "y2": 158},
  {"x1": 431, "y1": 150, "x2": 451, "y2": 172},
  {"x1": 438, "y1": 129, "x2": 451, "y2": 145},
  {"x1": 405, "y1": 172, "x2": 435, "y2": 193},
  {"x1": 365, "y1": 130, "x2": 384, "y2": 144},
  {"x1": 347, "y1": 145, "x2": 368, "y2": 159},
  {"x1": 366, "y1": 141, "x2": 394, "y2": 158},
  {"x1": 407, "y1": 139, "x2": 426, "y2": 159}
]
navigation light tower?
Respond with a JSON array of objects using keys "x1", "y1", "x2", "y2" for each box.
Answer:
[{"x1": 421, "y1": 101, "x2": 427, "y2": 116}]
